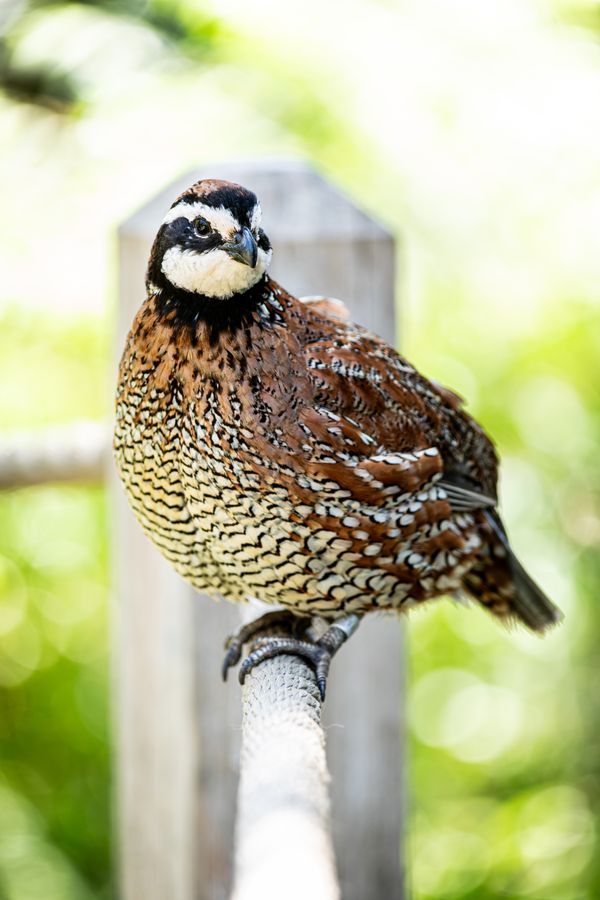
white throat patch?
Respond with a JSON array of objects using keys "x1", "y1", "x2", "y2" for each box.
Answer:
[{"x1": 161, "y1": 245, "x2": 272, "y2": 299}]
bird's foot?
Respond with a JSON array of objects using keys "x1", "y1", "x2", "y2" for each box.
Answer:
[
  {"x1": 221, "y1": 609, "x2": 309, "y2": 681},
  {"x1": 222, "y1": 611, "x2": 361, "y2": 701}
]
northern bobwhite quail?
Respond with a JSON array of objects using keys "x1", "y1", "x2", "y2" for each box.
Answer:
[{"x1": 114, "y1": 178, "x2": 562, "y2": 698}]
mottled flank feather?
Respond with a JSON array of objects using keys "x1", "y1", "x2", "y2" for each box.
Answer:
[{"x1": 114, "y1": 179, "x2": 562, "y2": 632}]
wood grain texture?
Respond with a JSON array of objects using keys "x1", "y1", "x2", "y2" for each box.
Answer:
[{"x1": 114, "y1": 159, "x2": 404, "y2": 900}]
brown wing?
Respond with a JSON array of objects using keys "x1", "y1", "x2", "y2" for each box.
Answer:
[
  {"x1": 294, "y1": 301, "x2": 501, "y2": 596},
  {"x1": 297, "y1": 298, "x2": 499, "y2": 499}
]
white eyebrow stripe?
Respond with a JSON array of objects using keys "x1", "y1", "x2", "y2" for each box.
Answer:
[
  {"x1": 162, "y1": 201, "x2": 240, "y2": 236},
  {"x1": 250, "y1": 202, "x2": 262, "y2": 231}
]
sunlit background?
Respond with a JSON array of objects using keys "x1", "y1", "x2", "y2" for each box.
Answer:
[{"x1": 1, "y1": 0, "x2": 600, "y2": 897}]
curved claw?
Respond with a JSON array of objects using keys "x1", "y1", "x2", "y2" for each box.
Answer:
[
  {"x1": 315, "y1": 654, "x2": 332, "y2": 701},
  {"x1": 221, "y1": 639, "x2": 243, "y2": 681}
]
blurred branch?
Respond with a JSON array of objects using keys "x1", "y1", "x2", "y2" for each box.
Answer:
[
  {"x1": 0, "y1": 0, "x2": 225, "y2": 113},
  {"x1": 0, "y1": 421, "x2": 109, "y2": 488},
  {"x1": 0, "y1": 37, "x2": 81, "y2": 112}
]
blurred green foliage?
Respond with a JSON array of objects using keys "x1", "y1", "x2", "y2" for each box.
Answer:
[
  {"x1": 1, "y1": 0, "x2": 600, "y2": 898},
  {"x1": 0, "y1": 313, "x2": 110, "y2": 899}
]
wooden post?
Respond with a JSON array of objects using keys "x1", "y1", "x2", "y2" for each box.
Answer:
[{"x1": 115, "y1": 159, "x2": 404, "y2": 900}]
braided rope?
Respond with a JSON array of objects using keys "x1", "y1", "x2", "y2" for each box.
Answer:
[{"x1": 232, "y1": 652, "x2": 340, "y2": 900}]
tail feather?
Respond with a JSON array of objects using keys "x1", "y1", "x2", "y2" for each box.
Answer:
[
  {"x1": 502, "y1": 541, "x2": 563, "y2": 631},
  {"x1": 465, "y1": 510, "x2": 563, "y2": 633}
]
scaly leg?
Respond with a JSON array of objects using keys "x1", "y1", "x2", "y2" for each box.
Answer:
[{"x1": 222, "y1": 611, "x2": 362, "y2": 701}]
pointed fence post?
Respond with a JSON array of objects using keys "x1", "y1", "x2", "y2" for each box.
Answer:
[{"x1": 114, "y1": 159, "x2": 404, "y2": 900}]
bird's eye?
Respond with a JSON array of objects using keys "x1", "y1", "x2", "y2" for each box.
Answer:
[{"x1": 193, "y1": 217, "x2": 211, "y2": 236}]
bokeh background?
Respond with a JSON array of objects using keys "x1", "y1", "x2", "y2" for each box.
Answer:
[{"x1": 1, "y1": 0, "x2": 600, "y2": 897}]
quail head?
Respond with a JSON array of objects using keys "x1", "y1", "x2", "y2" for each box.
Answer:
[{"x1": 114, "y1": 178, "x2": 562, "y2": 699}]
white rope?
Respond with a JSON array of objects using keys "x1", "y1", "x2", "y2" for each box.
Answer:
[{"x1": 232, "y1": 652, "x2": 340, "y2": 900}]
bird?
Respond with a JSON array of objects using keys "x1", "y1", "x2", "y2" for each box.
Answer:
[{"x1": 114, "y1": 178, "x2": 562, "y2": 699}]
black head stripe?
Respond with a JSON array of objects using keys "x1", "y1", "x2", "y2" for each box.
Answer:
[
  {"x1": 200, "y1": 186, "x2": 257, "y2": 228},
  {"x1": 146, "y1": 217, "x2": 223, "y2": 290},
  {"x1": 257, "y1": 228, "x2": 271, "y2": 252},
  {"x1": 169, "y1": 185, "x2": 258, "y2": 228},
  {"x1": 161, "y1": 217, "x2": 222, "y2": 250},
  {"x1": 173, "y1": 194, "x2": 203, "y2": 207}
]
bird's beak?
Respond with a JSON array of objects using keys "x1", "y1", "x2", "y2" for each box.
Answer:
[{"x1": 224, "y1": 227, "x2": 258, "y2": 268}]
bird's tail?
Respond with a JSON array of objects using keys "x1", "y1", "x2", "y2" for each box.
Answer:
[{"x1": 463, "y1": 510, "x2": 563, "y2": 632}]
